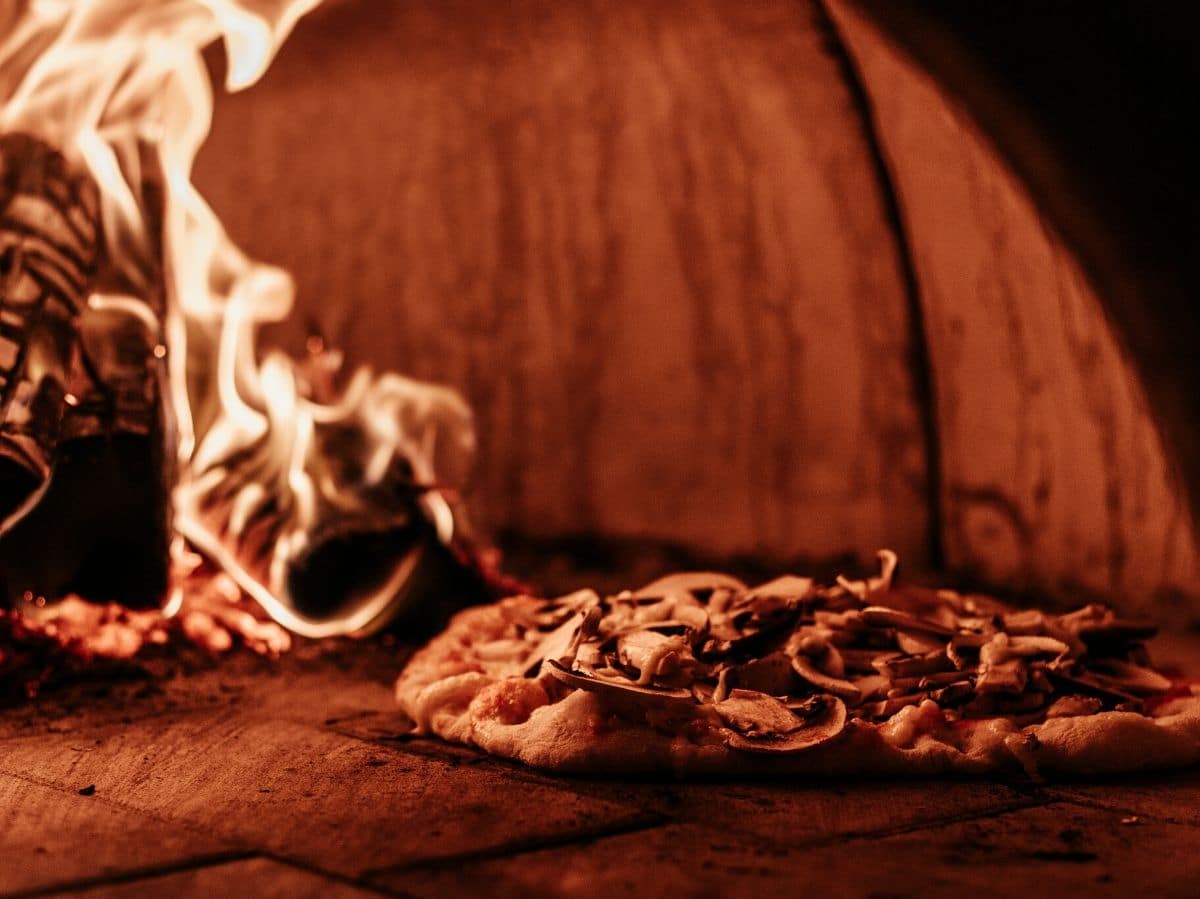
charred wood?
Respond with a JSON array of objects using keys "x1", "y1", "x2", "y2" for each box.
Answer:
[
  {"x1": 0, "y1": 133, "x2": 171, "y2": 610},
  {"x1": 0, "y1": 133, "x2": 97, "y2": 531}
]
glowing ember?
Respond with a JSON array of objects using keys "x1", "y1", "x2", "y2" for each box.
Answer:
[{"x1": 0, "y1": 0, "x2": 477, "y2": 644}]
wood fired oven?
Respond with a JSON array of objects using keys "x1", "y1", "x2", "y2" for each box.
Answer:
[
  {"x1": 179, "y1": 0, "x2": 1199, "y2": 623},
  {"x1": 3, "y1": 3, "x2": 1200, "y2": 897}
]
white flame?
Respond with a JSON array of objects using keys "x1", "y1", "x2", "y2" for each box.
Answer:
[{"x1": 1, "y1": 0, "x2": 476, "y2": 636}]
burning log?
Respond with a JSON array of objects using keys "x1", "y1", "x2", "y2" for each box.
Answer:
[
  {"x1": 0, "y1": 134, "x2": 171, "y2": 609},
  {"x1": 0, "y1": 1, "x2": 500, "y2": 641},
  {"x1": 0, "y1": 133, "x2": 98, "y2": 533},
  {"x1": 175, "y1": 345, "x2": 493, "y2": 635}
]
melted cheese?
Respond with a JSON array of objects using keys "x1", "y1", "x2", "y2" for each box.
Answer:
[{"x1": 879, "y1": 699, "x2": 944, "y2": 748}]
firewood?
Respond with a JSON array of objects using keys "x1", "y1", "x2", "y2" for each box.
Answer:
[
  {"x1": 281, "y1": 498, "x2": 496, "y2": 636},
  {"x1": 0, "y1": 133, "x2": 171, "y2": 609},
  {"x1": 0, "y1": 133, "x2": 98, "y2": 531}
]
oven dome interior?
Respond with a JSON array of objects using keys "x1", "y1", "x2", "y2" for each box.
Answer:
[{"x1": 193, "y1": 0, "x2": 1200, "y2": 623}]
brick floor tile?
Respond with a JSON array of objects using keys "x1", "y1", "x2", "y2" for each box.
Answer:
[
  {"x1": 44, "y1": 857, "x2": 384, "y2": 898},
  {"x1": 0, "y1": 772, "x2": 233, "y2": 895},
  {"x1": 380, "y1": 801, "x2": 1200, "y2": 898},
  {"x1": 0, "y1": 709, "x2": 656, "y2": 879}
]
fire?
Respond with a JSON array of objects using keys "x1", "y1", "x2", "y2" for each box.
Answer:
[{"x1": 0, "y1": 1, "x2": 476, "y2": 640}]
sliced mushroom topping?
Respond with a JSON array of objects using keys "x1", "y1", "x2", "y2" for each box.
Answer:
[
  {"x1": 874, "y1": 649, "x2": 953, "y2": 679},
  {"x1": 888, "y1": 670, "x2": 972, "y2": 693},
  {"x1": 631, "y1": 620, "x2": 696, "y2": 636},
  {"x1": 954, "y1": 615, "x2": 1001, "y2": 636},
  {"x1": 947, "y1": 632, "x2": 987, "y2": 669},
  {"x1": 827, "y1": 549, "x2": 900, "y2": 603},
  {"x1": 600, "y1": 649, "x2": 641, "y2": 682},
  {"x1": 823, "y1": 643, "x2": 847, "y2": 678},
  {"x1": 946, "y1": 643, "x2": 971, "y2": 671},
  {"x1": 860, "y1": 606, "x2": 956, "y2": 637},
  {"x1": 864, "y1": 693, "x2": 927, "y2": 719},
  {"x1": 690, "y1": 681, "x2": 716, "y2": 704},
  {"x1": 521, "y1": 610, "x2": 587, "y2": 676},
  {"x1": 1002, "y1": 609, "x2": 1049, "y2": 635},
  {"x1": 1056, "y1": 604, "x2": 1157, "y2": 642},
  {"x1": 1003, "y1": 635, "x2": 1072, "y2": 660},
  {"x1": 851, "y1": 673, "x2": 891, "y2": 701},
  {"x1": 712, "y1": 667, "x2": 733, "y2": 704},
  {"x1": 1076, "y1": 617, "x2": 1158, "y2": 643},
  {"x1": 715, "y1": 688, "x2": 807, "y2": 736},
  {"x1": 602, "y1": 619, "x2": 698, "y2": 645},
  {"x1": 705, "y1": 587, "x2": 739, "y2": 615},
  {"x1": 544, "y1": 659, "x2": 696, "y2": 711},
  {"x1": 729, "y1": 591, "x2": 795, "y2": 623},
  {"x1": 839, "y1": 648, "x2": 897, "y2": 674},
  {"x1": 895, "y1": 630, "x2": 945, "y2": 655},
  {"x1": 634, "y1": 572, "x2": 747, "y2": 600},
  {"x1": 875, "y1": 549, "x2": 900, "y2": 591},
  {"x1": 507, "y1": 554, "x2": 1169, "y2": 736},
  {"x1": 835, "y1": 575, "x2": 870, "y2": 602},
  {"x1": 791, "y1": 654, "x2": 861, "y2": 702},
  {"x1": 671, "y1": 600, "x2": 710, "y2": 636},
  {"x1": 630, "y1": 598, "x2": 676, "y2": 626},
  {"x1": 616, "y1": 630, "x2": 691, "y2": 685},
  {"x1": 952, "y1": 590, "x2": 1012, "y2": 619},
  {"x1": 950, "y1": 632, "x2": 990, "y2": 648},
  {"x1": 787, "y1": 626, "x2": 832, "y2": 659},
  {"x1": 722, "y1": 692, "x2": 847, "y2": 754},
  {"x1": 1047, "y1": 670, "x2": 1140, "y2": 705},
  {"x1": 745, "y1": 575, "x2": 814, "y2": 602},
  {"x1": 728, "y1": 651, "x2": 799, "y2": 697},
  {"x1": 977, "y1": 634, "x2": 1070, "y2": 690},
  {"x1": 976, "y1": 657, "x2": 1027, "y2": 694},
  {"x1": 526, "y1": 589, "x2": 601, "y2": 629},
  {"x1": 785, "y1": 694, "x2": 826, "y2": 714},
  {"x1": 575, "y1": 641, "x2": 603, "y2": 668},
  {"x1": 1086, "y1": 659, "x2": 1173, "y2": 695},
  {"x1": 616, "y1": 628, "x2": 673, "y2": 666},
  {"x1": 813, "y1": 608, "x2": 864, "y2": 630},
  {"x1": 699, "y1": 610, "x2": 798, "y2": 661},
  {"x1": 929, "y1": 681, "x2": 974, "y2": 706}
]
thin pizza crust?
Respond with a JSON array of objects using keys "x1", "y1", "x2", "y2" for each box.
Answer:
[{"x1": 396, "y1": 567, "x2": 1200, "y2": 778}]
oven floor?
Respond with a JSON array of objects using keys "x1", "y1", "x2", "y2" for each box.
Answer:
[{"x1": 2, "y1": 632, "x2": 1199, "y2": 898}]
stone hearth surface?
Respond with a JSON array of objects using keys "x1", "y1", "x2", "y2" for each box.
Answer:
[{"x1": 2, "y1": 631, "x2": 1199, "y2": 898}]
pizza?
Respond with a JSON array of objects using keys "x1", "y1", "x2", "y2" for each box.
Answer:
[{"x1": 395, "y1": 551, "x2": 1200, "y2": 777}]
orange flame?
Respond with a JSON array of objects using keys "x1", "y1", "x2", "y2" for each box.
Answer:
[{"x1": 1, "y1": 1, "x2": 476, "y2": 637}]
